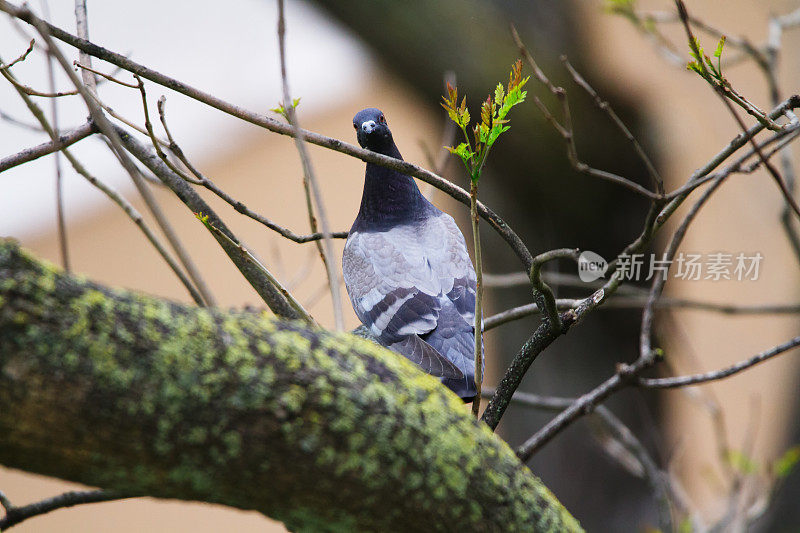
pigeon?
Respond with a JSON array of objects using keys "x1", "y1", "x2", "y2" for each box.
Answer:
[{"x1": 342, "y1": 107, "x2": 481, "y2": 401}]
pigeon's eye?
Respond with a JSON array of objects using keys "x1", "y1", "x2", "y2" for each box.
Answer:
[
  {"x1": 353, "y1": 123, "x2": 357, "y2": 130},
  {"x1": 378, "y1": 114, "x2": 386, "y2": 124}
]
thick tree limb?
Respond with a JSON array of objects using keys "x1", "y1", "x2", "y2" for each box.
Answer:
[{"x1": 0, "y1": 240, "x2": 580, "y2": 532}]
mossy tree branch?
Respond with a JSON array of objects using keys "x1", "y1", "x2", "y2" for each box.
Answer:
[{"x1": 0, "y1": 240, "x2": 580, "y2": 532}]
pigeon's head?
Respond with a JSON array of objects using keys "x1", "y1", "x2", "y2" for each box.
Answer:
[{"x1": 353, "y1": 108, "x2": 393, "y2": 152}]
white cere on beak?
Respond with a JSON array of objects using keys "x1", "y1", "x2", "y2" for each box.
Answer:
[{"x1": 361, "y1": 120, "x2": 377, "y2": 134}]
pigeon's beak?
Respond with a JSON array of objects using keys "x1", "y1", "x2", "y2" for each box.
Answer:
[{"x1": 361, "y1": 120, "x2": 377, "y2": 134}]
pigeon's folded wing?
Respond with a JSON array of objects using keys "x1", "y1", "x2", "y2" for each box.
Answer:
[
  {"x1": 343, "y1": 227, "x2": 442, "y2": 341},
  {"x1": 425, "y1": 213, "x2": 477, "y2": 327},
  {"x1": 344, "y1": 226, "x2": 467, "y2": 378}
]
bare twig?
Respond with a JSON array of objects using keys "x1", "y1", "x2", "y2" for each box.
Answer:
[
  {"x1": 131, "y1": 77, "x2": 218, "y2": 306},
  {"x1": 0, "y1": 120, "x2": 96, "y2": 172},
  {"x1": 511, "y1": 25, "x2": 663, "y2": 201},
  {"x1": 664, "y1": 110, "x2": 800, "y2": 202},
  {"x1": 483, "y1": 297, "x2": 800, "y2": 331},
  {"x1": 41, "y1": 0, "x2": 69, "y2": 271},
  {"x1": 529, "y1": 248, "x2": 580, "y2": 330},
  {"x1": 562, "y1": 58, "x2": 664, "y2": 195},
  {"x1": 27, "y1": 15, "x2": 224, "y2": 310},
  {"x1": 765, "y1": 9, "x2": 800, "y2": 264},
  {"x1": 0, "y1": 109, "x2": 42, "y2": 131},
  {"x1": 0, "y1": 69, "x2": 77, "y2": 97},
  {"x1": 0, "y1": 490, "x2": 124, "y2": 530},
  {"x1": 117, "y1": 125, "x2": 301, "y2": 317},
  {"x1": 74, "y1": 61, "x2": 138, "y2": 88},
  {"x1": 0, "y1": 4, "x2": 535, "y2": 272},
  {"x1": 156, "y1": 97, "x2": 347, "y2": 243},
  {"x1": 73, "y1": 0, "x2": 97, "y2": 93},
  {"x1": 0, "y1": 37, "x2": 33, "y2": 69},
  {"x1": 485, "y1": 387, "x2": 676, "y2": 531},
  {"x1": 203, "y1": 220, "x2": 315, "y2": 325},
  {"x1": 516, "y1": 165, "x2": 731, "y2": 458},
  {"x1": 470, "y1": 177, "x2": 484, "y2": 417},
  {"x1": 0, "y1": 53, "x2": 206, "y2": 306},
  {"x1": 674, "y1": 0, "x2": 800, "y2": 223},
  {"x1": 276, "y1": 0, "x2": 343, "y2": 330},
  {"x1": 134, "y1": 84, "x2": 202, "y2": 184},
  {"x1": 481, "y1": 158, "x2": 665, "y2": 430},
  {"x1": 639, "y1": 336, "x2": 800, "y2": 389}
]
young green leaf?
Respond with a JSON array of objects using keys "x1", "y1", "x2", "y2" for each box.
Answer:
[
  {"x1": 772, "y1": 445, "x2": 800, "y2": 479},
  {"x1": 726, "y1": 449, "x2": 758, "y2": 475},
  {"x1": 714, "y1": 35, "x2": 726, "y2": 58}
]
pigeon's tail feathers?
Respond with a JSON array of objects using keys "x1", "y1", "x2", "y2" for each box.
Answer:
[
  {"x1": 388, "y1": 334, "x2": 464, "y2": 380},
  {"x1": 421, "y1": 303, "x2": 482, "y2": 400}
]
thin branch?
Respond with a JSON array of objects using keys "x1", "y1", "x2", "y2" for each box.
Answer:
[
  {"x1": 674, "y1": 0, "x2": 800, "y2": 223},
  {"x1": 131, "y1": 76, "x2": 218, "y2": 306},
  {"x1": 528, "y1": 248, "x2": 579, "y2": 331},
  {"x1": 657, "y1": 95, "x2": 800, "y2": 232},
  {"x1": 156, "y1": 97, "x2": 346, "y2": 243},
  {"x1": 73, "y1": 0, "x2": 97, "y2": 93},
  {"x1": 511, "y1": 25, "x2": 663, "y2": 201},
  {"x1": 485, "y1": 271, "x2": 647, "y2": 297},
  {"x1": 764, "y1": 9, "x2": 800, "y2": 264},
  {"x1": 724, "y1": 95, "x2": 800, "y2": 216},
  {"x1": 74, "y1": 61, "x2": 138, "y2": 88},
  {"x1": 0, "y1": 490, "x2": 124, "y2": 530},
  {"x1": 483, "y1": 298, "x2": 800, "y2": 331},
  {"x1": 518, "y1": 168, "x2": 729, "y2": 459},
  {"x1": 0, "y1": 120, "x2": 96, "y2": 172},
  {"x1": 0, "y1": 52, "x2": 207, "y2": 306},
  {"x1": 27, "y1": 15, "x2": 222, "y2": 310},
  {"x1": 276, "y1": 0, "x2": 343, "y2": 330},
  {"x1": 41, "y1": 0, "x2": 69, "y2": 271},
  {"x1": 0, "y1": 69, "x2": 77, "y2": 97},
  {"x1": 0, "y1": 490, "x2": 11, "y2": 512},
  {"x1": 0, "y1": 37, "x2": 33, "y2": 69},
  {"x1": 134, "y1": 82, "x2": 201, "y2": 185},
  {"x1": 640, "y1": 177, "x2": 727, "y2": 369},
  {"x1": 0, "y1": 109, "x2": 42, "y2": 131},
  {"x1": 0, "y1": 4, "x2": 535, "y2": 271},
  {"x1": 561, "y1": 57, "x2": 664, "y2": 195},
  {"x1": 470, "y1": 178, "x2": 484, "y2": 417},
  {"x1": 116, "y1": 125, "x2": 301, "y2": 319},
  {"x1": 482, "y1": 196, "x2": 664, "y2": 431},
  {"x1": 203, "y1": 220, "x2": 315, "y2": 324},
  {"x1": 665, "y1": 115, "x2": 800, "y2": 201},
  {"x1": 485, "y1": 387, "x2": 675, "y2": 531},
  {"x1": 639, "y1": 336, "x2": 800, "y2": 389}
]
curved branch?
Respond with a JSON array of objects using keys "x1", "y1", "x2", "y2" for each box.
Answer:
[{"x1": 0, "y1": 240, "x2": 580, "y2": 532}]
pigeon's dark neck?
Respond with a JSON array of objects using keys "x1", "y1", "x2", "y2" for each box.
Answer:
[{"x1": 353, "y1": 141, "x2": 433, "y2": 231}]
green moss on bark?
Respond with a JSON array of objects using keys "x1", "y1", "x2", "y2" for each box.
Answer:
[{"x1": 0, "y1": 240, "x2": 581, "y2": 532}]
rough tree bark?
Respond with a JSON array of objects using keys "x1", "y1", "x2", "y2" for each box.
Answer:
[{"x1": 0, "y1": 240, "x2": 580, "y2": 532}]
